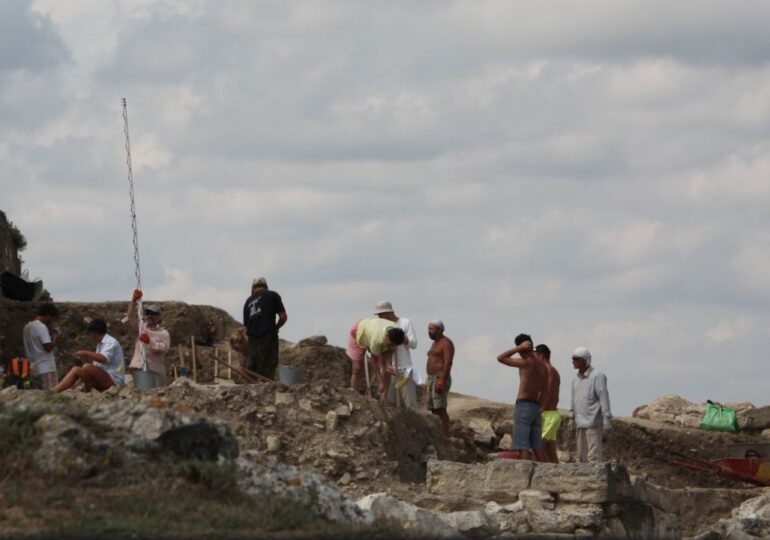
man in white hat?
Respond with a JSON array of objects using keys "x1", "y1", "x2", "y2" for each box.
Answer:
[
  {"x1": 374, "y1": 301, "x2": 420, "y2": 410},
  {"x1": 570, "y1": 347, "x2": 612, "y2": 463}
]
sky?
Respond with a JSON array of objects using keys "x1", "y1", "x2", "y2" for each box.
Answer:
[{"x1": 2, "y1": 0, "x2": 769, "y2": 415}]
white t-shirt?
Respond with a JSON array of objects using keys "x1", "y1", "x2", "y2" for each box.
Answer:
[
  {"x1": 394, "y1": 317, "x2": 422, "y2": 384},
  {"x1": 23, "y1": 320, "x2": 57, "y2": 376},
  {"x1": 94, "y1": 333, "x2": 126, "y2": 387}
]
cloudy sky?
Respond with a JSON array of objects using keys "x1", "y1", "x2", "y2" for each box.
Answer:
[{"x1": 2, "y1": 0, "x2": 769, "y2": 415}]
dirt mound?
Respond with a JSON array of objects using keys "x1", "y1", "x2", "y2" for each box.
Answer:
[
  {"x1": 278, "y1": 340, "x2": 351, "y2": 389},
  {"x1": 0, "y1": 299, "x2": 241, "y2": 377}
]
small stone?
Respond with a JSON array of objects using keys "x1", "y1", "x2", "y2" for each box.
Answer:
[
  {"x1": 266, "y1": 435, "x2": 281, "y2": 452},
  {"x1": 338, "y1": 473, "x2": 352, "y2": 485},
  {"x1": 498, "y1": 434, "x2": 513, "y2": 451},
  {"x1": 326, "y1": 411, "x2": 339, "y2": 431},
  {"x1": 298, "y1": 335, "x2": 328, "y2": 347},
  {"x1": 355, "y1": 471, "x2": 368, "y2": 480},
  {"x1": 314, "y1": 423, "x2": 326, "y2": 430},
  {"x1": 275, "y1": 392, "x2": 295, "y2": 406},
  {"x1": 299, "y1": 399, "x2": 313, "y2": 411},
  {"x1": 335, "y1": 405, "x2": 351, "y2": 418}
]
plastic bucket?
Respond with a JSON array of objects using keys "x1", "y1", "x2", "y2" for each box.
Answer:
[
  {"x1": 278, "y1": 365, "x2": 302, "y2": 386},
  {"x1": 132, "y1": 370, "x2": 163, "y2": 390}
]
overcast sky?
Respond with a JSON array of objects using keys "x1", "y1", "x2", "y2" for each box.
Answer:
[{"x1": 2, "y1": 0, "x2": 769, "y2": 415}]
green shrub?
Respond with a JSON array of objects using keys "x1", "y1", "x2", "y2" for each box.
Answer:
[{"x1": 8, "y1": 220, "x2": 27, "y2": 252}]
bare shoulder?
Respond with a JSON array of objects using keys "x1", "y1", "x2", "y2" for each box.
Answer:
[{"x1": 442, "y1": 336, "x2": 455, "y2": 352}]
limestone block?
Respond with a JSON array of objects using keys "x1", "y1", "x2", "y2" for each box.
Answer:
[
  {"x1": 530, "y1": 462, "x2": 618, "y2": 504},
  {"x1": 427, "y1": 460, "x2": 487, "y2": 498},
  {"x1": 525, "y1": 503, "x2": 604, "y2": 534},
  {"x1": 335, "y1": 404, "x2": 351, "y2": 418},
  {"x1": 483, "y1": 459, "x2": 535, "y2": 502},
  {"x1": 357, "y1": 493, "x2": 458, "y2": 538},
  {"x1": 427, "y1": 459, "x2": 534, "y2": 504},
  {"x1": 467, "y1": 417, "x2": 496, "y2": 446},
  {"x1": 518, "y1": 489, "x2": 556, "y2": 511}
]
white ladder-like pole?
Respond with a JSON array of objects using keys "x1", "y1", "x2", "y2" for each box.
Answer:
[{"x1": 122, "y1": 98, "x2": 149, "y2": 372}]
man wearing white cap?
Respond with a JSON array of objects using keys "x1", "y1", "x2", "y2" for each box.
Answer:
[
  {"x1": 374, "y1": 301, "x2": 420, "y2": 410},
  {"x1": 426, "y1": 320, "x2": 454, "y2": 437},
  {"x1": 570, "y1": 347, "x2": 612, "y2": 463}
]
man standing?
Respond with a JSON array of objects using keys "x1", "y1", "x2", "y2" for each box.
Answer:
[
  {"x1": 54, "y1": 319, "x2": 125, "y2": 393},
  {"x1": 497, "y1": 334, "x2": 548, "y2": 460},
  {"x1": 570, "y1": 347, "x2": 612, "y2": 463},
  {"x1": 535, "y1": 344, "x2": 561, "y2": 463},
  {"x1": 23, "y1": 303, "x2": 61, "y2": 390},
  {"x1": 426, "y1": 320, "x2": 454, "y2": 437},
  {"x1": 346, "y1": 317, "x2": 405, "y2": 398},
  {"x1": 374, "y1": 301, "x2": 419, "y2": 410},
  {"x1": 124, "y1": 289, "x2": 171, "y2": 385},
  {"x1": 243, "y1": 277, "x2": 287, "y2": 380}
]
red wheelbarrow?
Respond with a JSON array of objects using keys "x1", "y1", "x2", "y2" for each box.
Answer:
[{"x1": 665, "y1": 444, "x2": 770, "y2": 487}]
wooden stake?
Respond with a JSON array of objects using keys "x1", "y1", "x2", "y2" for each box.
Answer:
[
  {"x1": 214, "y1": 348, "x2": 219, "y2": 379},
  {"x1": 227, "y1": 350, "x2": 232, "y2": 379},
  {"x1": 363, "y1": 352, "x2": 371, "y2": 397},
  {"x1": 190, "y1": 336, "x2": 197, "y2": 382},
  {"x1": 178, "y1": 344, "x2": 184, "y2": 367},
  {"x1": 173, "y1": 365, "x2": 178, "y2": 379}
]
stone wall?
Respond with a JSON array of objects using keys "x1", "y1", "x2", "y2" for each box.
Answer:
[{"x1": 422, "y1": 459, "x2": 680, "y2": 538}]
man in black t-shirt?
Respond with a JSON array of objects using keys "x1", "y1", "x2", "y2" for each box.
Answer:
[{"x1": 242, "y1": 277, "x2": 287, "y2": 379}]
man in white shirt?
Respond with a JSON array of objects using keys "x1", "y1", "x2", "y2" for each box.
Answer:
[
  {"x1": 570, "y1": 347, "x2": 612, "y2": 463},
  {"x1": 23, "y1": 303, "x2": 61, "y2": 390},
  {"x1": 54, "y1": 319, "x2": 125, "y2": 393},
  {"x1": 375, "y1": 301, "x2": 419, "y2": 410}
]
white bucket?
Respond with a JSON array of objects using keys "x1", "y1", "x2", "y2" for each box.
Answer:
[
  {"x1": 278, "y1": 365, "x2": 302, "y2": 386},
  {"x1": 132, "y1": 370, "x2": 163, "y2": 390}
]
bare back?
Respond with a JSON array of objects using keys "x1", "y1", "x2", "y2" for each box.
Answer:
[
  {"x1": 540, "y1": 362, "x2": 561, "y2": 411},
  {"x1": 427, "y1": 336, "x2": 454, "y2": 376},
  {"x1": 517, "y1": 354, "x2": 548, "y2": 402}
]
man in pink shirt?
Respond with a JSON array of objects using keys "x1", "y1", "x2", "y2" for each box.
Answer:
[{"x1": 124, "y1": 289, "x2": 171, "y2": 385}]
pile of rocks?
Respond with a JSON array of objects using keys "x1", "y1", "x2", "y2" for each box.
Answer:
[{"x1": 633, "y1": 395, "x2": 755, "y2": 430}]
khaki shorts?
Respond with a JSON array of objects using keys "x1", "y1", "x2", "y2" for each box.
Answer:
[
  {"x1": 427, "y1": 373, "x2": 451, "y2": 410},
  {"x1": 541, "y1": 410, "x2": 562, "y2": 441}
]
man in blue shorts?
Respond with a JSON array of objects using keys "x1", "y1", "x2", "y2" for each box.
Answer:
[{"x1": 497, "y1": 333, "x2": 549, "y2": 460}]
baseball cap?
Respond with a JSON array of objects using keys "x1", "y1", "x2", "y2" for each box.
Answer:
[
  {"x1": 144, "y1": 304, "x2": 162, "y2": 315},
  {"x1": 252, "y1": 277, "x2": 267, "y2": 288},
  {"x1": 374, "y1": 301, "x2": 394, "y2": 315}
]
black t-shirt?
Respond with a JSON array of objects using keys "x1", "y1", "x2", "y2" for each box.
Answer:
[{"x1": 243, "y1": 290, "x2": 285, "y2": 337}]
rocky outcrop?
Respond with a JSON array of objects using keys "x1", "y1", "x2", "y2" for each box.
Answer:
[
  {"x1": 692, "y1": 492, "x2": 770, "y2": 539},
  {"x1": 634, "y1": 395, "x2": 755, "y2": 429},
  {"x1": 357, "y1": 493, "x2": 459, "y2": 537}
]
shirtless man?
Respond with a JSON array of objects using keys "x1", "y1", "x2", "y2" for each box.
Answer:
[
  {"x1": 535, "y1": 344, "x2": 561, "y2": 463},
  {"x1": 426, "y1": 320, "x2": 454, "y2": 437},
  {"x1": 497, "y1": 333, "x2": 548, "y2": 460}
]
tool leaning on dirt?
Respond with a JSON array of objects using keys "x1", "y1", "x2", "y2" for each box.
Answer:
[{"x1": 664, "y1": 448, "x2": 770, "y2": 487}]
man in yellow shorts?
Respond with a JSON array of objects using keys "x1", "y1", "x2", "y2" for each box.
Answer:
[{"x1": 535, "y1": 344, "x2": 561, "y2": 463}]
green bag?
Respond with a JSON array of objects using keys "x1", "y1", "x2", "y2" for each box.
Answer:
[{"x1": 700, "y1": 401, "x2": 738, "y2": 432}]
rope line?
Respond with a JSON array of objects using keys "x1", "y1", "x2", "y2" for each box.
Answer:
[{"x1": 122, "y1": 98, "x2": 149, "y2": 372}]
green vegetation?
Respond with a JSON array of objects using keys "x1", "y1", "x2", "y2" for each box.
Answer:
[
  {"x1": 7, "y1": 220, "x2": 27, "y2": 252},
  {"x1": 0, "y1": 480, "x2": 400, "y2": 539}
]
